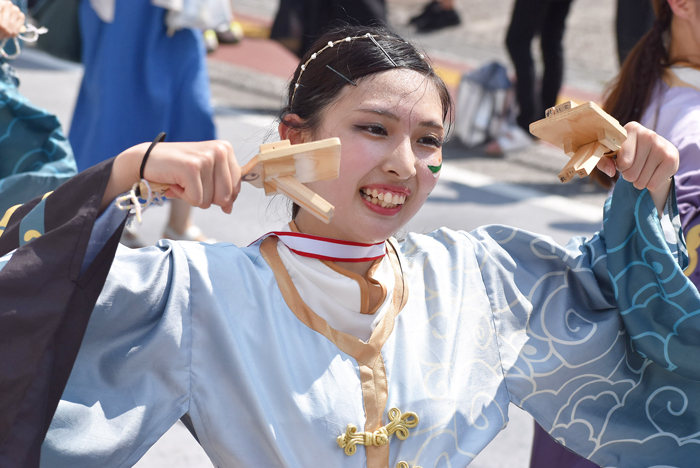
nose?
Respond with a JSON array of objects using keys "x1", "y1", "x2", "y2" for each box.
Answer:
[{"x1": 382, "y1": 137, "x2": 417, "y2": 180}]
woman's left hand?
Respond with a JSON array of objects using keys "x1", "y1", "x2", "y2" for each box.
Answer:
[{"x1": 597, "y1": 121, "x2": 679, "y2": 215}]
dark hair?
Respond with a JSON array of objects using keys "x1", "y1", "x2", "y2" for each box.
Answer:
[
  {"x1": 279, "y1": 24, "x2": 453, "y2": 218},
  {"x1": 279, "y1": 24, "x2": 453, "y2": 133},
  {"x1": 593, "y1": 0, "x2": 672, "y2": 188}
]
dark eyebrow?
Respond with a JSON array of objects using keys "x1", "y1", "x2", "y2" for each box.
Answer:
[{"x1": 355, "y1": 108, "x2": 444, "y2": 132}]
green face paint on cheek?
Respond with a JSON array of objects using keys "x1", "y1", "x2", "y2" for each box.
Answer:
[{"x1": 428, "y1": 163, "x2": 442, "y2": 174}]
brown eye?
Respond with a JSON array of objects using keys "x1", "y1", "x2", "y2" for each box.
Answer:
[
  {"x1": 355, "y1": 125, "x2": 388, "y2": 136},
  {"x1": 419, "y1": 136, "x2": 442, "y2": 148}
]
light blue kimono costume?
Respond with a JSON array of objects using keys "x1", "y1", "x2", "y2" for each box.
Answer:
[{"x1": 36, "y1": 179, "x2": 700, "y2": 468}]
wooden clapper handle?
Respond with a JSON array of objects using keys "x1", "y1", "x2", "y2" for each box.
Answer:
[
  {"x1": 142, "y1": 138, "x2": 342, "y2": 224},
  {"x1": 529, "y1": 101, "x2": 627, "y2": 183}
]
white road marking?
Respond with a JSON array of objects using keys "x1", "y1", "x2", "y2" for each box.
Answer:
[{"x1": 439, "y1": 163, "x2": 603, "y2": 223}]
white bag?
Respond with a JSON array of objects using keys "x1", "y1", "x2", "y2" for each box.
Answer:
[{"x1": 453, "y1": 61, "x2": 514, "y2": 148}]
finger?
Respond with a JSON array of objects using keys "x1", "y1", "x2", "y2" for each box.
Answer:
[
  {"x1": 178, "y1": 158, "x2": 205, "y2": 206},
  {"x1": 211, "y1": 141, "x2": 234, "y2": 208},
  {"x1": 647, "y1": 158, "x2": 675, "y2": 194},
  {"x1": 618, "y1": 122, "x2": 652, "y2": 185},
  {"x1": 197, "y1": 153, "x2": 215, "y2": 209},
  {"x1": 596, "y1": 155, "x2": 617, "y2": 178},
  {"x1": 227, "y1": 143, "x2": 241, "y2": 204},
  {"x1": 615, "y1": 124, "x2": 637, "y2": 175},
  {"x1": 631, "y1": 151, "x2": 657, "y2": 190},
  {"x1": 646, "y1": 136, "x2": 679, "y2": 192},
  {"x1": 632, "y1": 132, "x2": 672, "y2": 190},
  {"x1": 165, "y1": 185, "x2": 184, "y2": 200}
]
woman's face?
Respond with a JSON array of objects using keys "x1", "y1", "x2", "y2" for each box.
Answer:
[{"x1": 292, "y1": 68, "x2": 445, "y2": 244}]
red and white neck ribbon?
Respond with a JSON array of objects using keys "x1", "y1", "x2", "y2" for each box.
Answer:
[{"x1": 252, "y1": 231, "x2": 386, "y2": 263}]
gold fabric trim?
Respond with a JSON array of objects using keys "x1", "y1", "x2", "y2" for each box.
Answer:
[
  {"x1": 259, "y1": 236, "x2": 409, "y2": 467},
  {"x1": 322, "y1": 258, "x2": 387, "y2": 315},
  {"x1": 259, "y1": 236, "x2": 408, "y2": 362},
  {"x1": 0, "y1": 204, "x2": 22, "y2": 239},
  {"x1": 337, "y1": 408, "x2": 419, "y2": 456},
  {"x1": 361, "y1": 358, "x2": 389, "y2": 467}
]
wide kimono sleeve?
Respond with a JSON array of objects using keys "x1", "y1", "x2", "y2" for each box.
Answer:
[
  {"x1": 0, "y1": 158, "x2": 128, "y2": 467},
  {"x1": 39, "y1": 240, "x2": 193, "y2": 468},
  {"x1": 467, "y1": 178, "x2": 700, "y2": 468}
]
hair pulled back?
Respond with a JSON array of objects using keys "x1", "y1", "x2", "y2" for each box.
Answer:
[
  {"x1": 603, "y1": 0, "x2": 672, "y2": 125},
  {"x1": 279, "y1": 24, "x2": 453, "y2": 134},
  {"x1": 592, "y1": 0, "x2": 672, "y2": 188}
]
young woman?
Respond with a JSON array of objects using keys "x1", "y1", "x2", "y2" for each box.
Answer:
[
  {"x1": 602, "y1": 0, "x2": 700, "y2": 285},
  {"x1": 1, "y1": 25, "x2": 698, "y2": 468}
]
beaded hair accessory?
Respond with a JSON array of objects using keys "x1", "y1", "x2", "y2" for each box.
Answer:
[{"x1": 290, "y1": 33, "x2": 429, "y2": 108}]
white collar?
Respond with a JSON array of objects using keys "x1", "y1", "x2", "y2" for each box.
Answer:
[
  {"x1": 668, "y1": 65, "x2": 700, "y2": 92},
  {"x1": 251, "y1": 225, "x2": 386, "y2": 263}
]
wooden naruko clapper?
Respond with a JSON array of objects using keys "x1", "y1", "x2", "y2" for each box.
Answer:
[
  {"x1": 529, "y1": 101, "x2": 627, "y2": 183},
  {"x1": 144, "y1": 137, "x2": 341, "y2": 223}
]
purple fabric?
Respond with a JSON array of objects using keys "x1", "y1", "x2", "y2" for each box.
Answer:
[
  {"x1": 677, "y1": 170, "x2": 700, "y2": 286},
  {"x1": 642, "y1": 82, "x2": 700, "y2": 286},
  {"x1": 530, "y1": 422, "x2": 599, "y2": 468}
]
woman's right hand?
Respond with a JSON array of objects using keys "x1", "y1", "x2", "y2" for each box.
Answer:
[
  {"x1": 103, "y1": 140, "x2": 242, "y2": 214},
  {"x1": 0, "y1": 1, "x2": 24, "y2": 40}
]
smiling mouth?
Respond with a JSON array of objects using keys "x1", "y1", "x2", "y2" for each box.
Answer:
[{"x1": 360, "y1": 188, "x2": 407, "y2": 209}]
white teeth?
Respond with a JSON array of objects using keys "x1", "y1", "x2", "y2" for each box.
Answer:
[{"x1": 361, "y1": 188, "x2": 407, "y2": 207}]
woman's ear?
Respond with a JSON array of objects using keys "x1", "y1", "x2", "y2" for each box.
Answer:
[
  {"x1": 668, "y1": 0, "x2": 694, "y2": 20},
  {"x1": 278, "y1": 114, "x2": 307, "y2": 145}
]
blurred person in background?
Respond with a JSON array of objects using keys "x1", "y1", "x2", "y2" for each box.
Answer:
[
  {"x1": 69, "y1": 0, "x2": 217, "y2": 246},
  {"x1": 203, "y1": 0, "x2": 244, "y2": 55},
  {"x1": 616, "y1": 0, "x2": 654, "y2": 65},
  {"x1": 505, "y1": 0, "x2": 574, "y2": 133},
  {"x1": 0, "y1": 0, "x2": 77, "y2": 215},
  {"x1": 271, "y1": 0, "x2": 387, "y2": 57},
  {"x1": 408, "y1": 0, "x2": 461, "y2": 33}
]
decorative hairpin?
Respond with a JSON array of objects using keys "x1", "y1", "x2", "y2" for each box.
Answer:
[
  {"x1": 290, "y1": 33, "x2": 429, "y2": 108},
  {"x1": 367, "y1": 34, "x2": 398, "y2": 67},
  {"x1": 325, "y1": 64, "x2": 357, "y2": 86}
]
